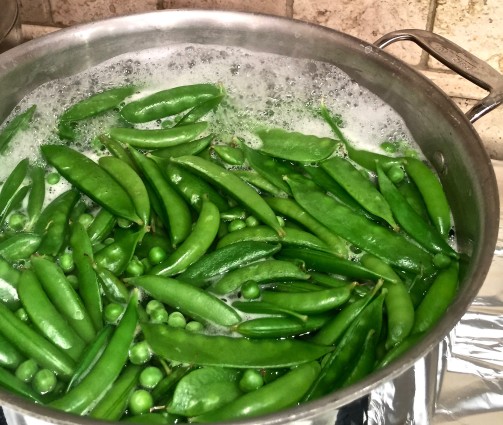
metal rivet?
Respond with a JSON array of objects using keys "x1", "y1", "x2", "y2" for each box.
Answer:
[{"x1": 432, "y1": 151, "x2": 446, "y2": 174}]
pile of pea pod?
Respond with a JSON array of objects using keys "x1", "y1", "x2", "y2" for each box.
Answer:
[{"x1": 0, "y1": 82, "x2": 460, "y2": 423}]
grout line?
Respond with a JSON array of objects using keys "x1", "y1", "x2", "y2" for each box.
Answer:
[
  {"x1": 418, "y1": 0, "x2": 438, "y2": 68},
  {"x1": 157, "y1": 0, "x2": 165, "y2": 10},
  {"x1": 285, "y1": 0, "x2": 294, "y2": 18}
]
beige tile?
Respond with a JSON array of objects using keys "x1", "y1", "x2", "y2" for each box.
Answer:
[
  {"x1": 431, "y1": 0, "x2": 503, "y2": 73},
  {"x1": 49, "y1": 0, "x2": 158, "y2": 26},
  {"x1": 163, "y1": 0, "x2": 287, "y2": 15},
  {"x1": 19, "y1": 0, "x2": 53, "y2": 25},
  {"x1": 163, "y1": 0, "x2": 213, "y2": 8},
  {"x1": 21, "y1": 23, "x2": 61, "y2": 41},
  {"x1": 293, "y1": 0, "x2": 431, "y2": 65}
]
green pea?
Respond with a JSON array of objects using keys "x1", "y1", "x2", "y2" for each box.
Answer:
[
  {"x1": 167, "y1": 312, "x2": 187, "y2": 329},
  {"x1": 387, "y1": 165, "x2": 405, "y2": 184},
  {"x1": 433, "y1": 253, "x2": 452, "y2": 269},
  {"x1": 228, "y1": 219, "x2": 247, "y2": 233},
  {"x1": 128, "y1": 389, "x2": 154, "y2": 415},
  {"x1": 129, "y1": 341, "x2": 152, "y2": 365},
  {"x1": 146, "y1": 300, "x2": 164, "y2": 315},
  {"x1": 148, "y1": 246, "x2": 168, "y2": 265},
  {"x1": 380, "y1": 141, "x2": 399, "y2": 153},
  {"x1": 150, "y1": 308, "x2": 169, "y2": 324},
  {"x1": 78, "y1": 213, "x2": 94, "y2": 228},
  {"x1": 245, "y1": 216, "x2": 259, "y2": 227},
  {"x1": 32, "y1": 369, "x2": 57, "y2": 394},
  {"x1": 15, "y1": 359, "x2": 39, "y2": 383},
  {"x1": 126, "y1": 258, "x2": 145, "y2": 277},
  {"x1": 46, "y1": 172, "x2": 60, "y2": 185},
  {"x1": 104, "y1": 303, "x2": 124, "y2": 324},
  {"x1": 241, "y1": 281, "x2": 260, "y2": 300},
  {"x1": 8, "y1": 213, "x2": 27, "y2": 230},
  {"x1": 239, "y1": 369, "x2": 264, "y2": 392},
  {"x1": 66, "y1": 274, "x2": 79, "y2": 290},
  {"x1": 117, "y1": 218, "x2": 133, "y2": 228},
  {"x1": 15, "y1": 308, "x2": 29, "y2": 322},
  {"x1": 139, "y1": 366, "x2": 164, "y2": 390},
  {"x1": 185, "y1": 321, "x2": 204, "y2": 333},
  {"x1": 58, "y1": 253, "x2": 74, "y2": 273}
]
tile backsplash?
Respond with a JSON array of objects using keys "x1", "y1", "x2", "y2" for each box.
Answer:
[{"x1": 18, "y1": 0, "x2": 503, "y2": 158}]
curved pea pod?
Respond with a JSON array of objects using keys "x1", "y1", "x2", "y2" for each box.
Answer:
[
  {"x1": 41, "y1": 145, "x2": 142, "y2": 225},
  {"x1": 130, "y1": 275, "x2": 241, "y2": 326},
  {"x1": 100, "y1": 135, "x2": 137, "y2": 169},
  {"x1": 151, "y1": 365, "x2": 192, "y2": 405},
  {"x1": 232, "y1": 300, "x2": 308, "y2": 322},
  {"x1": 89, "y1": 364, "x2": 142, "y2": 420},
  {"x1": 285, "y1": 175, "x2": 435, "y2": 275},
  {"x1": 211, "y1": 259, "x2": 310, "y2": 295},
  {"x1": 216, "y1": 225, "x2": 335, "y2": 255},
  {"x1": 0, "y1": 105, "x2": 36, "y2": 154},
  {"x1": 130, "y1": 148, "x2": 191, "y2": 246},
  {"x1": 404, "y1": 157, "x2": 452, "y2": 238},
  {"x1": 0, "y1": 333, "x2": 24, "y2": 370},
  {"x1": 109, "y1": 122, "x2": 208, "y2": 149},
  {"x1": 120, "y1": 83, "x2": 223, "y2": 123},
  {"x1": 142, "y1": 324, "x2": 332, "y2": 368},
  {"x1": 397, "y1": 177, "x2": 430, "y2": 221},
  {"x1": 0, "y1": 366, "x2": 43, "y2": 403},
  {"x1": 0, "y1": 233, "x2": 41, "y2": 263},
  {"x1": 171, "y1": 155, "x2": 284, "y2": 236},
  {"x1": 0, "y1": 158, "x2": 29, "y2": 214},
  {"x1": 376, "y1": 332, "x2": 425, "y2": 369},
  {"x1": 0, "y1": 258, "x2": 21, "y2": 309},
  {"x1": 87, "y1": 208, "x2": 116, "y2": 244},
  {"x1": 99, "y1": 156, "x2": 151, "y2": 226},
  {"x1": 31, "y1": 256, "x2": 96, "y2": 343},
  {"x1": 212, "y1": 145, "x2": 245, "y2": 166},
  {"x1": 94, "y1": 264, "x2": 130, "y2": 304},
  {"x1": 178, "y1": 241, "x2": 281, "y2": 287},
  {"x1": 231, "y1": 169, "x2": 287, "y2": 197},
  {"x1": 26, "y1": 165, "x2": 45, "y2": 229},
  {"x1": 149, "y1": 201, "x2": 220, "y2": 276},
  {"x1": 151, "y1": 134, "x2": 213, "y2": 159},
  {"x1": 0, "y1": 302, "x2": 76, "y2": 379},
  {"x1": 50, "y1": 291, "x2": 138, "y2": 414},
  {"x1": 341, "y1": 329, "x2": 377, "y2": 388},
  {"x1": 321, "y1": 156, "x2": 398, "y2": 230},
  {"x1": 256, "y1": 127, "x2": 337, "y2": 162},
  {"x1": 0, "y1": 184, "x2": 31, "y2": 228},
  {"x1": 18, "y1": 270, "x2": 86, "y2": 361},
  {"x1": 191, "y1": 362, "x2": 320, "y2": 423},
  {"x1": 412, "y1": 262, "x2": 459, "y2": 334},
  {"x1": 175, "y1": 94, "x2": 224, "y2": 126},
  {"x1": 234, "y1": 314, "x2": 330, "y2": 339},
  {"x1": 168, "y1": 367, "x2": 242, "y2": 417}
]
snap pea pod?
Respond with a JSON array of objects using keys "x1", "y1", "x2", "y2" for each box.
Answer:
[
  {"x1": 142, "y1": 324, "x2": 332, "y2": 368},
  {"x1": 340, "y1": 329, "x2": 377, "y2": 388},
  {"x1": 171, "y1": 155, "x2": 284, "y2": 236},
  {"x1": 397, "y1": 177, "x2": 430, "y2": 221},
  {"x1": 100, "y1": 135, "x2": 137, "y2": 170},
  {"x1": 149, "y1": 201, "x2": 220, "y2": 276},
  {"x1": 130, "y1": 275, "x2": 241, "y2": 326},
  {"x1": 211, "y1": 259, "x2": 310, "y2": 295},
  {"x1": 0, "y1": 257, "x2": 20, "y2": 309},
  {"x1": 0, "y1": 299, "x2": 76, "y2": 379},
  {"x1": 376, "y1": 332, "x2": 425, "y2": 369},
  {"x1": 177, "y1": 241, "x2": 281, "y2": 287},
  {"x1": 0, "y1": 184, "x2": 31, "y2": 228},
  {"x1": 41, "y1": 145, "x2": 142, "y2": 225},
  {"x1": 26, "y1": 165, "x2": 45, "y2": 228},
  {"x1": 71, "y1": 222, "x2": 103, "y2": 332},
  {"x1": 130, "y1": 148, "x2": 192, "y2": 246},
  {"x1": 151, "y1": 365, "x2": 192, "y2": 405},
  {"x1": 50, "y1": 291, "x2": 138, "y2": 414},
  {"x1": 0, "y1": 158, "x2": 29, "y2": 217},
  {"x1": 175, "y1": 94, "x2": 224, "y2": 126},
  {"x1": 109, "y1": 122, "x2": 208, "y2": 149},
  {"x1": 120, "y1": 83, "x2": 223, "y2": 123},
  {"x1": 18, "y1": 270, "x2": 86, "y2": 361},
  {"x1": 216, "y1": 225, "x2": 335, "y2": 255},
  {"x1": 89, "y1": 364, "x2": 142, "y2": 420},
  {"x1": 376, "y1": 163, "x2": 457, "y2": 257},
  {"x1": 191, "y1": 362, "x2": 320, "y2": 423},
  {"x1": 94, "y1": 265, "x2": 129, "y2": 304},
  {"x1": 231, "y1": 301, "x2": 308, "y2": 322},
  {"x1": 231, "y1": 170, "x2": 287, "y2": 197},
  {"x1": 404, "y1": 157, "x2": 452, "y2": 238},
  {"x1": 150, "y1": 135, "x2": 213, "y2": 159},
  {"x1": 87, "y1": 208, "x2": 116, "y2": 243},
  {"x1": 0, "y1": 333, "x2": 24, "y2": 370},
  {"x1": 256, "y1": 128, "x2": 337, "y2": 162},
  {"x1": 99, "y1": 156, "x2": 151, "y2": 226},
  {"x1": 0, "y1": 366, "x2": 43, "y2": 403},
  {"x1": 285, "y1": 175, "x2": 434, "y2": 274},
  {"x1": 0, "y1": 233, "x2": 41, "y2": 263},
  {"x1": 234, "y1": 314, "x2": 330, "y2": 338},
  {"x1": 321, "y1": 156, "x2": 398, "y2": 230},
  {"x1": 212, "y1": 145, "x2": 245, "y2": 166},
  {"x1": 0, "y1": 105, "x2": 36, "y2": 154}
]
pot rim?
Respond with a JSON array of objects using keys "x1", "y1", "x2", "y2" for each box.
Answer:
[{"x1": 0, "y1": 9, "x2": 499, "y2": 425}]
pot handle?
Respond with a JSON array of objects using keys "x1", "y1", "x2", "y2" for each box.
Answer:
[{"x1": 375, "y1": 29, "x2": 503, "y2": 123}]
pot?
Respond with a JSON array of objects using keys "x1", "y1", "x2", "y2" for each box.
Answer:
[{"x1": 0, "y1": 10, "x2": 500, "y2": 425}]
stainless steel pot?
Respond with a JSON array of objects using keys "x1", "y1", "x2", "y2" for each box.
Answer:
[{"x1": 0, "y1": 10, "x2": 500, "y2": 425}]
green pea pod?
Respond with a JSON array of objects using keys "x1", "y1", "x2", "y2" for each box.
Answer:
[
  {"x1": 321, "y1": 156, "x2": 398, "y2": 230},
  {"x1": 211, "y1": 259, "x2": 310, "y2": 295},
  {"x1": 256, "y1": 128, "x2": 337, "y2": 162},
  {"x1": 143, "y1": 324, "x2": 332, "y2": 368},
  {"x1": 60, "y1": 86, "x2": 136, "y2": 122},
  {"x1": 309, "y1": 272, "x2": 351, "y2": 289},
  {"x1": 0, "y1": 257, "x2": 21, "y2": 309},
  {"x1": 50, "y1": 291, "x2": 138, "y2": 414},
  {"x1": 41, "y1": 145, "x2": 142, "y2": 225},
  {"x1": 87, "y1": 208, "x2": 116, "y2": 243},
  {"x1": 0, "y1": 366, "x2": 43, "y2": 403},
  {"x1": 404, "y1": 157, "x2": 452, "y2": 238},
  {"x1": 151, "y1": 135, "x2": 213, "y2": 159},
  {"x1": 191, "y1": 362, "x2": 320, "y2": 422},
  {"x1": 340, "y1": 329, "x2": 377, "y2": 388},
  {"x1": 168, "y1": 367, "x2": 242, "y2": 417},
  {"x1": 285, "y1": 175, "x2": 434, "y2": 274},
  {"x1": 0, "y1": 233, "x2": 41, "y2": 263},
  {"x1": 100, "y1": 135, "x2": 137, "y2": 170},
  {"x1": 149, "y1": 201, "x2": 220, "y2": 276},
  {"x1": 31, "y1": 256, "x2": 96, "y2": 343},
  {"x1": 89, "y1": 364, "x2": 142, "y2": 420},
  {"x1": 71, "y1": 222, "x2": 103, "y2": 332},
  {"x1": 0, "y1": 158, "x2": 29, "y2": 217},
  {"x1": 0, "y1": 333, "x2": 24, "y2": 370},
  {"x1": 397, "y1": 177, "x2": 430, "y2": 221},
  {"x1": 165, "y1": 162, "x2": 229, "y2": 213},
  {"x1": 99, "y1": 156, "x2": 151, "y2": 227},
  {"x1": 130, "y1": 148, "x2": 191, "y2": 247},
  {"x1": 266, "y1": 197, "x2": 348, "y2": 257},
  {"x1": 412, "y1": 262, "x2": 459, "y2": 334},
  {"x1": 376, "y1": 332, "x2": 425, "y2": 369},
  {"x1": 212, "y1": 145, "x2": 245, "y2": 166},
  {"x1": 178, "y1": 241, "x2": 281, "y2": 287},
  {"x1": 231, "y1": 170, "x2": 287, "y2": 197},
  {"x1": 66, "y1": 326, "x2": 114, "y2": 392},
  {"x1": 26, "y1": 165, "x2": 45, "y2": 229},
  {"x1": 376, "y1": 163, "x2": 457, "y2": 257},
  {"x1": 34, "y1": 189, "x2": 80, "y2": 256},
  {"x1": 109, "y1": 122, "x2": 208, "y2": 149},
  {"x1": 175, "y1": 95, "x2": 224, "y2": 126},
  {"x1": 151, "y1": 365, "x2": 192, "y2": 405},
  {"x1": 0, "y1": 184, "x2": 31, "y2": 228},
  {"x1": 130, "y1": 275, "x2": 241, "y2": 326},
  {"x1": 171, "y1": 155, "x2": 284, "y2": 236},
  {"x1": 121, "y1": 84, "x2": 223, "y2": 123},
  {"x1": 260, "y1": 285, "x2": 353, "y2": 314},
  {"x1": 0, "y1": 302, "x2": 76, "y2": 379},
  {"x1": 232, "y1": 301, "x2": 308, "y2": 323},
  {"x1": 0, "y1": 105, "x2": 36, "y2": 154},
  {"x1": 94, "y1": 265, "x2": 130, "y2": 304}
]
